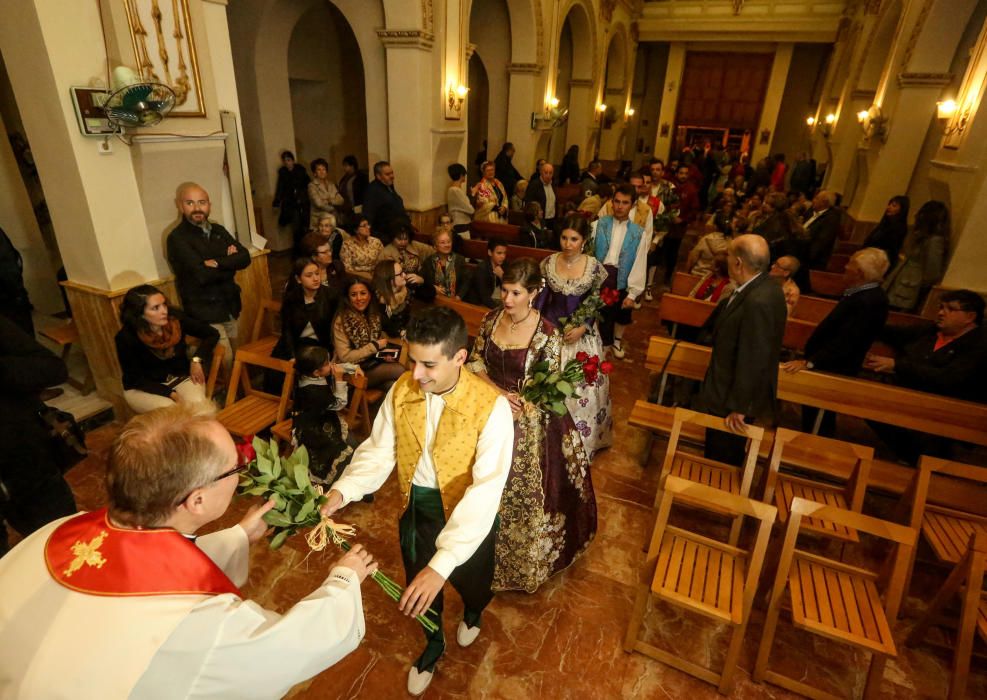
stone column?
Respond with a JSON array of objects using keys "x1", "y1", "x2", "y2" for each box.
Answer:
[
  {"x1": 506, "y1": 62, "x2": 546, "y2": 172},
  {"x1": 653, "y1": 42, "x2": 686, "y2": 162},
  {"x1": 751, "y1": 44, "x2": 794, "y2": 164}
]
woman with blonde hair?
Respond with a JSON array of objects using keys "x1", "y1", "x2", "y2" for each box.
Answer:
[{"x1": 471, "y1": 161, "x2": 509, "y2": 223}]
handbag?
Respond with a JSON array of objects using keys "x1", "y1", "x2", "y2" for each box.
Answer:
[{"x1": 38, "y1": 405, "x2": 88, "y2": 472}]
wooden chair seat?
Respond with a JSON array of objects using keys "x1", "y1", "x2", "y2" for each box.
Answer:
[
  {"x1": 39, "y1": 322, "x2": 80, "y2": 346},
  {"x1": 789, "y1": 554, "x2": 895, "y2": 656},
  {"x1": 271, "y1": 418, "x2": 292, "y2": 445},
  {"x1": 922, "y1": 505, "x2": 987, "y2": 564},
  {"x1": 216, "y1": 394, "x2": 282, "y2": 437},
  {"x1": 237, "y1": 335, "x2": 278, "y2": 357},
  {"x1": 775, "y1": 475, "x2": 859, "y2": 542},
  {"x1": 652, "y1": 528, "x2": 745, "y2": 624},
  {"x1": 669, "y1": 454, "x2": 740, "y2": 494}
]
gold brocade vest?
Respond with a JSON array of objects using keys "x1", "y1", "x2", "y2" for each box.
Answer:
[
  {"x1": 392, "y1": 369, "x2": 501, "y2": 515},
  {"x1": 601, "y1": 199, "x2": 651, "y2": 229}
]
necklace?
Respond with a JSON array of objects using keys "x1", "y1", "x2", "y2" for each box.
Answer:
[
  {"x1": 561, "y1": 253, "x2": 581, "y2": 268},
  {"x1": 509, "y1": 309, "x2": 533, "y2": 332}
]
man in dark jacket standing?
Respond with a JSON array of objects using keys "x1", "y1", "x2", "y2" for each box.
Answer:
[
  {"x1": 782, "y1": 247, "x2": 891, "y2": 435},
  {"x1": 0, "y1": 315, "x2": 76, "y2": 556},
  {"x1": 693, "y1": 235, "x2": 787, "y2": 465},
  {"x1": 362, "y1": 161, "x2": 407, "y2": 241},
  {"x1": 524, "y1": 162, "x2": 558, "y2": 236},
  {"x1": 0, "y1": 227, "x2": 34, "y2": 337},
  {"x1": 167, "y1": 183, "x2": 251, "y2": 362}
]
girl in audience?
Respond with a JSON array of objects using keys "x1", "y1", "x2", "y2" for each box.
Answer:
[
  {"x1": 863, "y1": 195, "x2": 910, "y2": 265},
  {"x1": 298, "y1": 232, "x2": 344, "y2": 295},
  {"x1": 423, "y1": 230, "x2": 470, "y2": 299},
  {"x1": 468, "y1": 258, "x2": 596, "y2": 594},
  {"x1": 307, "y1": 158, "x2": 344, "y2": 230},
  {"x1": 371, "y1": 259, "x2": 412, "y2": 338},
  {"x1": 885, "y1": 200, "x2": 950, "y2": 311},
  {"x1": 340, "y1": 216, "x2": 383, "y2": 282},
  {"x1": 471, "y1": 161, "x2": 509, "y2": 223},
  {"x1": 273, "y1": 257, "x2": 338, "y2": 363},
  {"x1": 332, "y1": 277, "x2": 404, "y2": 391},
  {"x1": 114, "y1": 284, "x2": 218, "y2": 414},
  {"x1": 535, "y1": 216, "x2": 613, "y2": 456}
]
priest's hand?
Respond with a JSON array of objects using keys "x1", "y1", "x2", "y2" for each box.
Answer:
[
  {"x1": 336, "y1": 544, "x2": 377, "y2": 583},
  {"x1": 240, "y1": 499, "x2": 276, "y2": 544},
  {"x1": 321, "y1": 489, "x2": 345, "y2": 517},
  {"x1": 400, "y1": 566, "x2": 445, "y2": 618}
]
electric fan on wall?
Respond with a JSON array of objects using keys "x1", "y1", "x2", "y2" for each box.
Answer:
[{"x1": 101, "y1": 67, "x2": 176, "y2": 130}]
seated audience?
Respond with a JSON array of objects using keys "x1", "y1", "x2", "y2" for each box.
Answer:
[
  {"x1": 371, "y1": 259, "x2": 412, "y2": 337},
  {"x1": 446, "y1": 164, "x2": 474, "y2": 234},
  {"x1": 578, "y1": 183, "x2": 610, "y2": 218},
  {"x1": 864, "y1": 289, "x2": 986, "y2": 462},
  {"x1": 115, "y1": 284, "x2": 218, "y2": 414},
  {"x1": 782, "y1": 247, "x2": 890, "y2": 435},
  {"x1": 708, "y1": 199, "x2": 736, "y2": 237},
  {"x1": 803, "y1": 189, "x2": 842, "y2": 276},
  {"x1": 0, "y1": 402, "x2": 374, "y2": 697},
  {"x1": 307, "y1": 158, "x2": 345, "y2": 231},
  {"x1": 689, "y1": 253, "x2": 736, "y2": 303},
  {"x1": 378, "y1": 226, "x2": 434, "y2": 301},
  {"x1": 273, "y1": 258, "x2": 338, "y2": 362},
  {"x1": 423, "y1": 230, "x2": 470, "y2": 299},
  {"x1": 315, "y1": 213, "x2": 348, "y2": 260},
  {"x1": 754, "y1": 192, "x2": 800, "y2": 259},
  {"x1": 471, "y1": 161, "x2": 509, "y2": 223},
  {"x1": 768, "y1": 255, "x2": 801, "y2": 316},
  {"x1": 581, "y1": 160, "x2": 603, "y2": 197},
  {"x1": 863, "y1": 195, "x2": 909, "y2": 265},
  {"x1": 463, "y1": 238, "x2": 507, "y2": 308},
  {"x1": 340, "y1": 216, "x2": 383, "y2": 282},
  {"x1": 688, "y1": 229, "x2": 731, "y2": 277},
  {"x1": 520, "y1": 201, "x2": 548, "y2": 248},
  {"x1": 292, "y1": 345, "x2": 356, "y2": 487},
  {"x1": 884, "y1": 200, "x2": 950, "y2": 312},
  {"x1": 299, "y1": 232, "x2": 344, "y2": 294},
  {"x1": 332, "y1": 278, "x2": 405, "y2": 392}
]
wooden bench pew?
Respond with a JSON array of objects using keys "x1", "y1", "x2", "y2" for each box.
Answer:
[
  {"x1": 809, "y1": 269, "x2": 846, "y2": 297},
  {"x1": 469, "y1": 220, "x2": 521, "y2": 243},
  {"x1": 671, "y1": 271, "x2": 701, "y2": 296},
  {"x1": 825, "y1": 253, "x2": 850, "y2": 273},
  {"x1": 430, "y1": 295, "x2": 488, "y2": 338},
  {"x1": 459, "y1": 238, "x2": 552, "y2": 263},
  {"x1": 792, "y1": 294, "x2": 930, "y2": 330}
]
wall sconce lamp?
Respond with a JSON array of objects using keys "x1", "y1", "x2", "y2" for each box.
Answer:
[
  {"x1": 447, "y1": 84, "x2": 469, "y2": 117},
  {"x1": 857, "y1": 105, "x2": 888, "y2": 142},
  {"x1": 625, "y1": 107, "x2": 636, "y2": 118},
  {"x1": 531, "y1": 97, "x2": 567, "y2": 129},
  {"x1": 805, "y1": 116, "x2": 816, "y2": 126},
  {"x1": 937, "y1": 99, "x2": 971, "y2": 136},
  {"x1": 596, "y1": 103, "x2": 608, "y2": 122},
  {"x1": 806, "y1": 113, "x2": 835, "y2": 137}
]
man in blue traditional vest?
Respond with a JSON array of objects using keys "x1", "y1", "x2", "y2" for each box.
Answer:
[
  {"x1": 324, "y1": 306, "x2": 513, "y2": 696},
  {"x1": 592, "y1": 183, "x2": 651, "y2": 359}
]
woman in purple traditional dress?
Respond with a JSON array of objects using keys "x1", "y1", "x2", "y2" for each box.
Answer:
[
  {"x1": 468, "y1": 258, "x2": 597, "y2": 593},
  {"x1": 535, "y1": 215, "x2": 613, "y2": 456}
]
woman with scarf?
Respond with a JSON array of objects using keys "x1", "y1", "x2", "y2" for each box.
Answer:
[
  {"x1": 114, "y1": 284, "x2": 219, "y2": 413},
  {"x1": 423, "y1": 230, "x2": 470, "y2": 299},
  {"x1": 471, "y1": 161, "x2": 509, "y2": 223},
  {"x1": 332, "y1": 278, "x2": 404, "y2": 392}
]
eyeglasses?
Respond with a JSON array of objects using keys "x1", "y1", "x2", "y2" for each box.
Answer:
[
  {"x1": 940, "y1": 303, "x2": 969, "y2": 314},
  {"x1": 174, "y1": 462, "x2": 249, "y2": 507}
]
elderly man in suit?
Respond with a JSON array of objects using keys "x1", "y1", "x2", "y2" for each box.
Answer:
[
  {"x1": 693, "y1": 234, "x2": 787, "y2": 465},
  {"x1": 802, "y1": 190, "x2": 842, "y2": 279},
  {"x1": 524, "y1": 162, "x2": 559, "y2": 236}
]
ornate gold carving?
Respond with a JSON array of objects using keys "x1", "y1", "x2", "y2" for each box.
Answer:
[
  {"x1": 422, "y1": 0, "x2": 434, "y2": 33},
  {"x1": 601, "y1": 0, "x2": 617, "y2": 22},
  {"x1": 64, "y1": 531, "x2": 109, "y2": 578},
  {"x1": 509, "y1": 62, "x2": 543, "y2": 75},
  {"x1": 899, "y1": 0, "x2": 935, "y2": 72},
  {"x1": 377, "y1": 29, "x2": 435, "y2": 50},
  {"x1": 897, "y1": 72, "x2": 953, "y2": 88}
]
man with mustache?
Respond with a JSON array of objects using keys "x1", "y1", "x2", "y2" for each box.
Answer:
[{"x1": 167, "y1": 182, "x2": 251, "y2": 362}]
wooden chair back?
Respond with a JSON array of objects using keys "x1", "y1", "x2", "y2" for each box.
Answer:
[
  {"x1": 671, "y1": 271, "x2": 701, "y2": 296},
  {"x1": 626, "y1": 475, "x2": 777, "y2": 694},
  {"x1": 905, "y1": 531, "x2": 987, "y2": 700},
  {"x1": 345, "y1": 371, "x2": 386, "y2": 436},
  {"x1": 185, "y1": 336, "x2": 225, "y2": 401},
  {"x1": 217, "y1": 348, "x2": 294, "y2": 437},
  {"x1": 753, "y1": 497, "x2": 917, "y2": 699},
  {"x1": 250, "y1": 299, "x2": 282, "y2": 344},
  {"x1": 763, "y1": 428, "x2": 873, "y2": 541}
]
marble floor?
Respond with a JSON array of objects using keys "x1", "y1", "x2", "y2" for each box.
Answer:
[{"x1": 27, "y1": 284, "x2": 987, "y2": 700}]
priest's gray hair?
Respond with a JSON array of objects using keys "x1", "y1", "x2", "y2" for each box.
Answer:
[{"x1": 107, "y1": 401, "x2": 225, "y2": 527}]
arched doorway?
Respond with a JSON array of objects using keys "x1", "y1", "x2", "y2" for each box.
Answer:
[
  {"x1": 556, "y1": 2, "x2": 596, "y2": 167},
  {"x1": 467, "y1": 53, "x2": 491, "y2": 183},
  {"x1": 286, "y1": 2, "x2": 367, "y2": 169},
  {"x1": 597, "y1": 33, "x2": 627, "y2": 159},
  {"x1": 468, "y1": 0, "x2": 512, "y2": 154}
]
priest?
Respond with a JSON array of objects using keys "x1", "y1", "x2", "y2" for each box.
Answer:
[{"x1": 0, "y1": 403, "x2": 377, "y2": 698}]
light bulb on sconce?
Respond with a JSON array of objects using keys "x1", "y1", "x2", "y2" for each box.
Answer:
[
  {"x1": 824, "y1": 113, "x2": 836, "y2": 125},
  {"x1": 937, "y1": 98, "x2": 970, "y2": 136},
  {"x1": 627, "y1": 108, "x2": 635, "y2": 116},
  {"x1": 446, "y1": 84, "x2": 469, "y2": 119},
  {"x1": 548, "y1": 96, "x2": 560, "y2": 109},
  {"x1": 857, "y1": 105, "x2": 888, "y2": 142},
  {"x1": 856, "y1": 110, "x2": 869, "y2": 123},
  {"x1": 597, "y1": 103, "x2": 608, "y2": 113},
  {"x1": 805, "y1": 116, "x2": 816, "y2": 126},
  {"x1": 937, "y1": 99, "x2": 958, "y2": 119}
]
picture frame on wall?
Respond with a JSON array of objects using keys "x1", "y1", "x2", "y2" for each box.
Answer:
[{"x1": 123, "y1": 0, "x2": 205, "y2": 117}]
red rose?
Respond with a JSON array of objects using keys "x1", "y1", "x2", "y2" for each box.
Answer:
[
  {"x1": 584, "y1": 370, "x2": 598, "y2": 385},
  {"x1": 236, "y1": 436, "x2": 256, "y2": 466},
  {"x1": 576, "y1": 351, "x2": 589, "y2": 362},
  {"x1": 600, "y1": 361, "x2": 614, "y2": 375}
]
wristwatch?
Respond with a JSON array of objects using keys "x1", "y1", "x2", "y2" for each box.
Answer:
[
  {"x1": 805, "y1": 360, "x2": 815, "y2": 370},
  {"x1": 191, "y1": 356, "x2": 203, "y2": 364}
]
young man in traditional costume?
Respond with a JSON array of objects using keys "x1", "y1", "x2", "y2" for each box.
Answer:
[
  {"x1": 324, "y1": 306, "x2": 513, "y2": 696},
  {"x1": 0, "y1": 403, "x2": 376, "y2": 698}
]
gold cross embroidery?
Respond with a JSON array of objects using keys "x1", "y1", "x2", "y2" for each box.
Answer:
[{"x1": 64, "y1": 530, "x2": 109, "y2": 578}]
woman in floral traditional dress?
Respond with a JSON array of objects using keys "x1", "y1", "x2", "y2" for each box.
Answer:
[
  {"x1": 534, "y1": 215, "x2": 613, "y2": 456},
  {"x1": 470, "y1": 161, "x2": 509, "y2": 223},
  {"x1": 468, "y1": 258, "x2": 597, "y2": 593}
]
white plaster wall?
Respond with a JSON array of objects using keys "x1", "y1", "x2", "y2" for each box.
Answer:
[{"x1": 470, "y1": 0, "x2": 512, "y2": 152}]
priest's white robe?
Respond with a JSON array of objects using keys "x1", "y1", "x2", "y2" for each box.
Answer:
[{"x1": 0, "y1": 516, "x2": 365, "y2": 699}]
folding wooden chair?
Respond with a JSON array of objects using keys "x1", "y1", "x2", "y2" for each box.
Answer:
[
  {"x1": 753, "y1": 498, "x2": 917, "y2": 700},
  {"x1": 905, "y1": 532, "x2": 987, "y2": 700},
  {"x1": 185, "y1": 337, "x2": 225, "y2": 401},
  {"x1": 215, "y1": 348, "x2": 294, "y2": 438},
  {"x1": 625, "y1": 475, "x2": 777, "y2": 694},
  {"x1": 237, "y1": 298, "x2": 282, "y2": 357},
  {"x1": 345, "y1": 372, "x2": 383, "y2": 436},
  {"x1": 656, "y1": 408, "x2": 765, "y2": 544},
  {"x1": 900, "y1": 457, "x2": 987, "y2": 607},
  {"x1": 762, "y1": 428, "x2": 873, "y2": 543}
]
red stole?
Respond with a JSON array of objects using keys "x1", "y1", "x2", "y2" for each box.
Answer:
[{"x1": 45, "y1": 509, "x2": 241, "y2": 597}]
